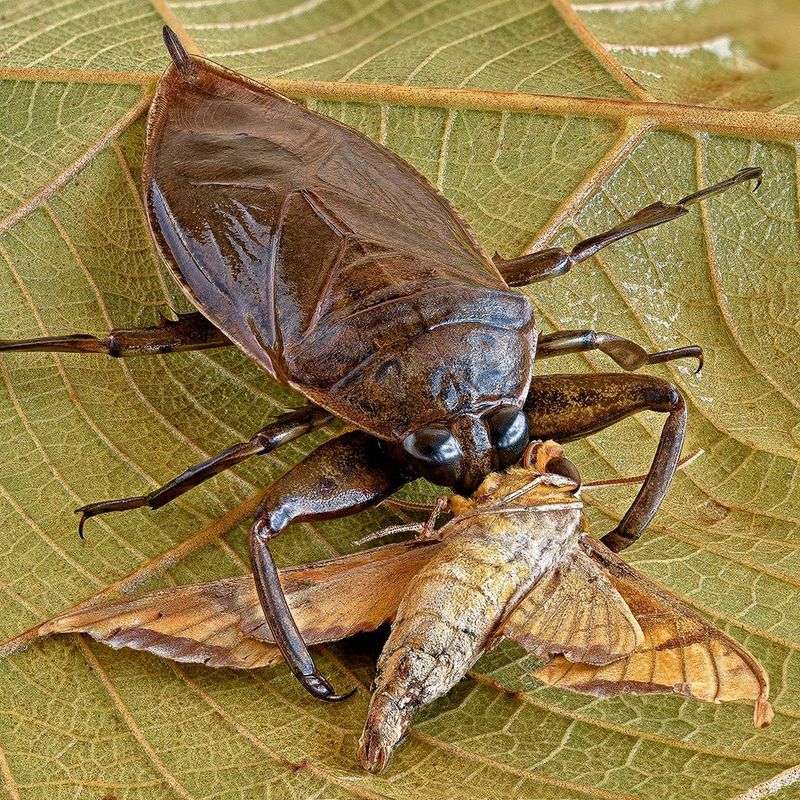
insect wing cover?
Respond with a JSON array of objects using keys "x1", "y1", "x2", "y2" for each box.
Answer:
[{"x1": 143, "y1": 37, "x2": 533, "y2": 441}]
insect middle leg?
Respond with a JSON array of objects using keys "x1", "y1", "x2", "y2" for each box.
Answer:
[
  {"x1": 525, "y1": 373, "x2": 686, "y2": 552},
  {"x1": 495, "y1": 167, "x2": 761, "y2": 286},
  {"x1": 537, "y1": 330, "x2": 702, "y2": 373},
  {"x1": 76, "y1": 405, "x2": 332, "y2": 536},
  {"x1": 249, "y1": 431, "x2": 407, "y2": 701},
  {"x1": 0, "y1": 311, "x2": 230, "y2": 357}
]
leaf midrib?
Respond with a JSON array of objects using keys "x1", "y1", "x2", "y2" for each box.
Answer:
[{"x1": 1, "y1": 65, "x2": 797, "y2": 141}]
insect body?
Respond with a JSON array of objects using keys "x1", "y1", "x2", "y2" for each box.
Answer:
[
  {"x1": 359, "y1": 448, "x2": 773, "y2": 771},
  {"x1": 37, "y1": 443, "x2": 773, "y2": 774},
  {"x1": 1, "y1": 26, "x2": 764, "y2": 700},
  {"x1": 359, "y1": 457, "x2": 592, "y2": 771}
]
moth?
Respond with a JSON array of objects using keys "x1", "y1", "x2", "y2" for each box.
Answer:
[{"x1": 36, "y1": 442, "x2": 772, "y2": 773}]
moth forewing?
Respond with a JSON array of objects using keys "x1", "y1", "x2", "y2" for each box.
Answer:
[{"x1": 36, "y1": 539, "x2": 442, "y2": 668}]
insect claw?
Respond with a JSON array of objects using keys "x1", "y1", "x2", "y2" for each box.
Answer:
[
  {"x1": 75, "y1": 509, "x2": 89, "y2": 540},
  {"x1": 75, "y1": 504, "x2": 105, "y2": 539},
  {"x1": 301, "y1": 671, "x2": 356, "y2": 702},
  {"x1": 737, "y1": 166, "x2": 763, "y2": 191},
  {"x1": 694, "y1": 350, "x2": 704, "y2": 375},
  {"x1": 74, "y1": 495, "x2": 148, "y2": 538},
  {"x1": 677, "y1": 166, "x2": 764, "y2": 208}
]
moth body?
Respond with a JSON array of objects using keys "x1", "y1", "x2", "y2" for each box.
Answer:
[{"x1": 359, "y1": 468, "x2": 583, "y2": 772}]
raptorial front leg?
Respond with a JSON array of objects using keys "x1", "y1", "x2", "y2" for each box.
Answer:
[
  {"x1": 537, "y1": 330, "x2": 702, "y2": 373},
  {"x1": 76, "y1": 405, "x2": 332, "y2": 536},
  {"x1": 525, "y1": 373, "x2": 686, "y2": 552},
  {"x1": 250, "y1": 431, "x2": 407, "y2": 701},
  {"x1": 0, "y1": 311, "x2": 230, "y2": 357},
  {"x1": 495, "y1": 167, "x2": 762, "y2": 286}
]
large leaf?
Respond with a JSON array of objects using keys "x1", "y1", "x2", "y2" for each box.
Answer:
[{"x1": 1, "y1": 1, "x2": 799, "y2": 798}]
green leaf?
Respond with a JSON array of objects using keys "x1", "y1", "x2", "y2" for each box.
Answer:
[{"x1": 1, "y1": 2, "x2": 799, "y2": 798}]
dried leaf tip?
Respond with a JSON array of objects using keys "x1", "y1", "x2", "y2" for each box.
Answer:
[
  {"x1": 162, "y1": 26, "x2": 195, "y2": 81},
  {"x1": 754, "y1": 697, "x2": 775, "y2": 728}
]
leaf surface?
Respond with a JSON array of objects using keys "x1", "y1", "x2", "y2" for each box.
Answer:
[{"x1": 1, "y1": 1, "x2": 799, "y2": 798}]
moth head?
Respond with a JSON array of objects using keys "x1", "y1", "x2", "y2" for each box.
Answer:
[{"x1": 466, "y1": 440, "x2": 582, "y2": 508}]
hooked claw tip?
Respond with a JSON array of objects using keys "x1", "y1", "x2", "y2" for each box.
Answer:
[
  {"x1": 694, "y1": 354, "x2": 704, "y2": 375},
  {"x1": 75, "y1": 509, "x2": 90, "y2": 540},
  {"x1": 302, "y1": 672, "x2": 356, "y2": 703},
  {"x1": 740, "y1": 166, "x2": 763, "y2": 191}
]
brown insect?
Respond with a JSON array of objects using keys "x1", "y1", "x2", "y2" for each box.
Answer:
[
  {"x1": 37, "y1": 442, "x2": 773, "y2": 773},
  {"x1": 1, "y1": 26, "x2": 763, "y2": 701}
]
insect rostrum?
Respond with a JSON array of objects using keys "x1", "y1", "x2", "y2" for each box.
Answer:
[{"x1": 0, "y1": 25, "x2": 763, "y2": 702}]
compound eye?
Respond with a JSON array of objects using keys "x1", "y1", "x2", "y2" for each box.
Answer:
[
  {"x1": 402, "y1": 427, "x2": 463, "y2": 485},
  {"x1": 487, "y1": 406, "x2": 529, "y2": 468}
]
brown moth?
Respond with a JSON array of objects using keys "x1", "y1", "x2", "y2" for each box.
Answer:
[{"x1": 36, "y1": 442, "x2": 772, "y2": 773}]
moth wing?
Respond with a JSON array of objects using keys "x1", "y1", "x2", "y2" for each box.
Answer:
[
  {"x1": 39, "y1": 579, "x2": 280, "y2": 669},
  {"x1": 243, "y1": 539, "x2": 441, "y2": 644},
  {"x1": 39, "y1": 540, "x2": 440, "y2": 669},
  {"x1": 534, "y1": 538, "x2": 773, "y2": 727},
  {"x1": 498, "y1": 546, "x2": 643, "y2": 665}
]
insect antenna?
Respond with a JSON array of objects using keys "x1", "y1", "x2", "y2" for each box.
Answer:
[
  {"x1": 582, "y1": 448, "x2": 703, "y2": 491},
  {"x1": 162, "y1": 26, "x2": 196, "y2": 81}
]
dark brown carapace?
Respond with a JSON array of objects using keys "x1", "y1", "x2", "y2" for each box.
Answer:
[{"x1": 1, "y1": 26, "x2": 763, "y2": 701}]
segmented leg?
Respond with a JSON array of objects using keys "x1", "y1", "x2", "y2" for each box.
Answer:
[
  {"x1": 525, "y1": 373, "x2": 686, "y2": 552},
  {"x1": 495, "y1": 167, "x2": 762, "y2": 286},
  {"x1": 76, "y1": 405, "x2": 332, "y2": 537},
  {"x1": 537, "y1": 330, "x2": 703, "y2": 373},
  {"x1": 250, "y1": 431, "x2": 407, "y2": 701},
  {"x1": 0, "y1": 312, "x2": 230, "y2": 357}
]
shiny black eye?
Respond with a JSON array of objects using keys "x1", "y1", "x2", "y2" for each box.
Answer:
[
  {"x1": 402, "y1": 427, "x2": 463, "y2": 485},
  {"x1": 487, "y1": 407, "x2": 529, "y2": 467}
]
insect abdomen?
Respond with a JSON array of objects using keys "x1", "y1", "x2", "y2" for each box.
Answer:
[{"x1": 358, "y1": 524, "x2": 540, "y2": 772}]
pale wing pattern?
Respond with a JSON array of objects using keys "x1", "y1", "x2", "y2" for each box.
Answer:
[
  {"x1": 534, "y1": 538, "x2": 773, "y2": 727},
  {"x1": 498, "y1": 546, "x2": 643, "y2": 666},
  {"x1": 39, "y1": 540, "x2": 441, "y2": 668}
]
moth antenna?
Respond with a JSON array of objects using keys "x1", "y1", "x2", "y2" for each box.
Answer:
[
  {"x1": 582, "y1": 449, "x2": 704, "y2": 491},
  {"x1": 353, "y1": 522, "x2": 425, "y2": 546},
  {"x1": 162, "y1": 26, "x2": 196, "y2": 80}
]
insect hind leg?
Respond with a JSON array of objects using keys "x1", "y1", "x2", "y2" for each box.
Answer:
[
  {"x1": 495, "y1": 167, "x2": 762, "y2": 286},
  {"x1": 0, "y1": 312, "x2": 230, "y2": 358},
  {"x1": 76, "y1": 406, "x2": 332, "y2": 538},
  {"x1": 537, "y1": 329, "x2": 703, "y2": 374}
]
